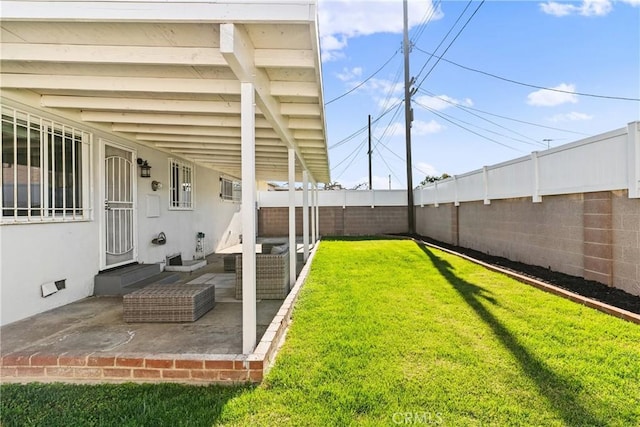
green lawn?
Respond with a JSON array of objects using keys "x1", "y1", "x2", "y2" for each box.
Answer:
[{"x1": 2, "y1": 238, "x2": 639, "y2": 426}]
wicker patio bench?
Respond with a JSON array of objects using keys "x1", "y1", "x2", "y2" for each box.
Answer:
[
  {"x1": 123, "y1": 283, "x2": 215, "y2": 322},
  {"x1": 235, "y1": 250, "x2": 290, "y2": 300}
]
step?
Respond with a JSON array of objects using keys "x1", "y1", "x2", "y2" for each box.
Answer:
[
  {"x1": 94, "y1": 263, "x2": 162, "y2": 296},
  {"x1": 122, "y1": 271, "x2": 182, "y2": 294}
]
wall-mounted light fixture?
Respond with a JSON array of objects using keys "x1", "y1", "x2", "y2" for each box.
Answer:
[
  {"x1": 137, "y1": 158, "x2": 151, "y2": 178},
  {"x1": 151, "y1": 180, "x2": 162, "y2": 191}
]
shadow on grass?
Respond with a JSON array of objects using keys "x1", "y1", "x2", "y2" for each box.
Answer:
[
  {"x1": 0, "y1": 382, "x2": 253, "y2": 427},
  {"x1": 417, "y1": 243, "x2": 603, "y2": 426}
]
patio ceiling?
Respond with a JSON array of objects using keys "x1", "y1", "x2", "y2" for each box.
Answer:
[{"x1": 0, "y1": 1, "x2": 330, "y2": 183}]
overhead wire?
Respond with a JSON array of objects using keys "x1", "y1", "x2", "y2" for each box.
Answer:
[
  {"x1": 413, "y1": 0, "x2": 473, "y2": 86},
  {"x1": 325, "y1": 49, "x2": 400, "y2": 106},
  {"x1": 413, "y1": 46, "x2": 640, "y2": 102},
  {"x1": 417, "y1": 89, "x2": 547, "y2": 146},
  {"x1": 414, "y1": 0, "x2": 485, "y2": 92},
  {"x1": 414, "y1": 99, "x2": 522, "y2": 152}
]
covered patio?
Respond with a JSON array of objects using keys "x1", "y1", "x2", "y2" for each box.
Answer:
[
  {"x1": 1, "y1": 240, "x2": 315, "y2": 383},
  {"x1": 1, "y1": 0, "x2": 329, "y2": 383}
]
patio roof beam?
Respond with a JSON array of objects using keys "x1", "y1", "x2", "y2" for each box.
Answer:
[
  {"x1": 3, "y1": 43, "x2": 315, "y2": 68},
  {"x1": 40, "y1": 96, "x2": 255, "y2": 115},
  {"x1": 1, "y1": 74, "x2": 318, "y2": 98},
  {"x1": 143, "y1": 136, "x2": 284, "y2": 145},
  {"x1": 114, "y1": 124, "x2": 277, "y2": 138},
  {"x1": 220, "y1": 23, "x2": 315, "y2": 182},
  {"x1": 81, "y1": 111, "x2": 272, "y2": 128}
]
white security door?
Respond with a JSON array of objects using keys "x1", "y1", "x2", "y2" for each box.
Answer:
[{"x1": 103, "y1": 143, "x2": 136, "y2": 268}]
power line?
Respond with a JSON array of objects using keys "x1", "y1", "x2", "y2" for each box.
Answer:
[
  {"x1": 325, "y1": 49, "x2": 400, "y2": 106},
  {"x1": 416, "y1": 101, "x2": 542, "y2": 148},
  {"x1": 409, "y1": 0, "x2": 442, "y2": 47},
  {"x1": 413, "y1": 0, "x2": 473, "y2": 86},
  {"x1": 414, "y1": 99, "x2": 522, "y2": 152},
  {"x1": 417, "y1": 89, "x2": 546, "y2": 147},
  {"x1": 413, "y1": 46, "x2": 640, "y2": 102},
  {"x1": 415, "y1": 88, "x2": 590, "y2": 136},
  {"x1": 329, "y1": 100, "x2": 403, "y2": 149},
  {"x1": 414, "y1": 0, "x2": 485, "y2": 92}
]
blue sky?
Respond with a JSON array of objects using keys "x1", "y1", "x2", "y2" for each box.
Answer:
[{"x1": 317, "y1": 0, "x2": 640, "y2": 188}]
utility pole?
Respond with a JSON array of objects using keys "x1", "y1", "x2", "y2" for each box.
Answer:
[
  {"x1": 403, "y1": 0, "x2": 415, "y2": 234},
  {"x1": 368, "y1": 114, "x2": 372, "y2": 190}
]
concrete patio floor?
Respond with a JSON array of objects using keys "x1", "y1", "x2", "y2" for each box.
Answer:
[{"x1": 0, "y1": 239, "x2": 312, "y2": 383}]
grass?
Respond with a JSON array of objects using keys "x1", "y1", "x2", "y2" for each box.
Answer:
[{"x1": 2, "y1": 237, "x2": 639, "y2": 426}]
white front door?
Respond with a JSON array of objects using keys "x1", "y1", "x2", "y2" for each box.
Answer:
[{"x1": 103, "y1": 142, "x2": 136, "y2": 268}]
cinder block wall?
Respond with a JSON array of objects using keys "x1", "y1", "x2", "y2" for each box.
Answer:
[
  {"x1": 612, "y1": 191, "x2": 640, "y2": 295},
  {"x1": 258, "y1": 206, "x2": 407, "y2": 237},
  {"x1": 415, "y1": 190, "x2": 640, "y2": 297}
]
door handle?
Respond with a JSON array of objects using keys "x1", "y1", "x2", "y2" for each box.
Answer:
[{"x1": 104, "y1": 199, "x2": 112, "y2": 210}]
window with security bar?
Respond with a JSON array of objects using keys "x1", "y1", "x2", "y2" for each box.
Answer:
[
  {"x1": 220, "y1": 177, "x2": 241, "y2": 202},
  {"x1": 1, "y1": 106, "x2": 91, "y2": 223},
  {"x1": 169, "y1": 158, "x2": 194, "y2": 209}
]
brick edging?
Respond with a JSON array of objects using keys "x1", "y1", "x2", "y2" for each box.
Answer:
[
  {"x1": 0, "y1": 352, "x2": 263, "y2": 384},
  {"x1": 413, "y1": 238, "x2": 640, "y2": 325}
]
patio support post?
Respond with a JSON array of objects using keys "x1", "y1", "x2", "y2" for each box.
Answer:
[
  {"x1": 315, "y1": 184, "x2": 319, "y2": 242},
  {"x1": 303, "y1": 170, "x2": 309, "y2": 261},
  {"x1": 240, "y1": 81, "x2": 257, "y2": 354},
  {"x1": 288, "y1": 148, "x2": 296, "y2": 286},
  {"x1": 311, "y1": 181, "x2": 316, "y2": 246}
]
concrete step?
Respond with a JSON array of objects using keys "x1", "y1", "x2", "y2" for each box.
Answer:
[
  {"x1": 94, "y1": 263, "x2": 163, "y2": 295},
  {"x1": 122, "y1": 272, "x2": 182, "y2": 294}
]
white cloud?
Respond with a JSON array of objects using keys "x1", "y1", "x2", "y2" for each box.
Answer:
[
  {"x1": 539, "y1": 0, "x2": 613, "y2": 17},
  {"x1": 318, "y1": 0, "x2": 443, "y2": 61},
  {"x1": 336, "y1": 67, "x2": 362, "y2": 82},
  {"x1": 414, "y1": 94, "x2": 473, "y2": 111},
  {"x1": 549, "y1": 111, "x2": 594, "y2": 122},
  {"x1": 527, "y1": 83, "x2": 578, "y2": 106},
  {"x1": 413, "y1": 120, "x2": 444, "y2": 135},
  {"x1": 621, "y1": 0, "x2": 640, "y2": 5},
  {"x1": 374, "y1": 119, "x2": 443, "y2": 139}
]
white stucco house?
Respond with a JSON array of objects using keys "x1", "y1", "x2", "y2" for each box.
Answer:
[{"x1": 0, "y1": 0, "x2": 329, "y2": 353}]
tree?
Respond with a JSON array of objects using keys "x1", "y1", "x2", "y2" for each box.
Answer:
[{"x1": 418, "y1": 173, "x2": 451, "y2": 187}]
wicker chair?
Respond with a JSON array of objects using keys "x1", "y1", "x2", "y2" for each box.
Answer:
[{"x1": 235, "y1": 250, "x2": 290, "y2": 299}]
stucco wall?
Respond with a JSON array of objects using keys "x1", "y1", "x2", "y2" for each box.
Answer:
[{"x1": 0, "y1": 93, "x2": 243, "y2": 325}]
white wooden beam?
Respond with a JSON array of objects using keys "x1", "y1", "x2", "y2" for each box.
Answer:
[
  {"x1": 81, "y1": 111, "x2": 271, "y2": 128},
  {"x1": 288, "y1": 118, "x2": 323, "y2": 130},
  {"x1": 280, "y1": 103, "x2": 320, "y2": 117},
  {"x1": 155, "y1": 142, "x2": 284, "y2": 152},
  {"x1": 144, "y1": 136, "x2": 283, "y2": 146},
  {"x1": 220, "y1": 23, "x2": 315, "y2": 182},
  {"x1": 1, "y1": 74, "x2": 240, "y2": 95},
  {"x1": 1, "y1": 43, "x2": 226, "y2": 66},
  {"x1": 113, "y1": 124, "x2": 277, "y2": 138},
  {"x1": 40, "y1": 95, "x2": 252, "y2": 115},
  {"x1": 254, "y1": 49, "x2": 314, "y2": 69},
  {"x1": 270, "y1": 81, "x2": 318, "y2": 98},
  {"x1": 241, "y1": 81, "x2": 257, "y2": 355}
]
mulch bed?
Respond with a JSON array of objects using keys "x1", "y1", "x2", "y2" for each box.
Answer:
[{"x1": 413, "y1": 235, "x2": 640, "y2": 316}]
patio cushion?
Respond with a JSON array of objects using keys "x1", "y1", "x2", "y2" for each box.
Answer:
[{"x1": 123, "y1": 283, "x2": 215, "y2": 322}]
